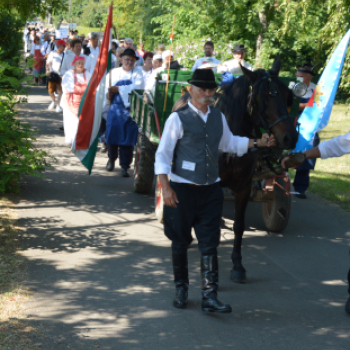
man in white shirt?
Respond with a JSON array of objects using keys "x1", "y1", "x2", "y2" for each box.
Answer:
[
  {"x1": 293, "y1": 64, "x2": 318, "y2": 199},
  {"x1": 104, "y1": 48, "x2": 144, "y2": 177},
  {"x1": 145, "y1": 50, "x2": 173, "y2": 91},
  {"x1": 60, "y1": 39, "x2": 90, "y2": 77},
  {"x1": 83, "y1": 32, "x2": 100, "y2": 74},
  {"x1": 155, "y1": 69, "x2": 274, "y2": 313},
  {"x1": 24, "y1": 28, "x2": 36, "y2": 55},
  {"x1": 217, "y1": 44, "x2": 253, "y2": 75},
  {"x1": 123, "y1": 38, "x2": 144, "y2": 66},
  {"x1": 191, "y1": 41, "x2": 221, "y2": 72},
  {"x1": 46, "y1": 40, "x2": 66, "y2": 112},
  {"x1": 41, "y1": 33, "x2": 51, "y2": 56}
]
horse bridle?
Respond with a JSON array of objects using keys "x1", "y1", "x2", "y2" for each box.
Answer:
[{"x1": 247, "y1": 71, "x2": 290, "y2": 136}]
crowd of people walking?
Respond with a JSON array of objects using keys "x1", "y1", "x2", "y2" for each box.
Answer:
[
  {"x1": 22, "y1": 22, "x2": 350, "y2": 317},
  {"x1": 23, "y1": 23, "x2": 256, "y2": 178}
]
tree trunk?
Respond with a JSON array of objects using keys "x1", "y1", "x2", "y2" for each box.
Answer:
[{"x1": 255, "y1": 11, "x2": 268, "y2": 66}]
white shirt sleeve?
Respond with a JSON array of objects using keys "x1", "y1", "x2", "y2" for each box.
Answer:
[
  {"x1": 133, "y1": 69, "x2": 145, "y2": 89},
  {"x1": 191, "y1": 58, "x2": 201, "y2": 71},
  {"x1": 62, "y1": 70, "x2": 73, "y2": 93},
  {"x1": 219, "y1": 113, "x2": 249, "y2": 156},
  {"x1": 46, "y1": 51, "x2": 53, "y2": 70},
  {"x1": 60, "y1": 53, "x2": 70, "y2": 76},
  {"x1": 155, "y1": 112, "x2": 182, "y2": 175},
  {"x1": 30, "y1": 44, "x2": 35, "y2": 55},
  {"x1": 84, "y1": 55, "x2": 91, "y2": 75},
  {"x1": 318, "y1": 132, "x2": 350, "y2": 159},
  {"x1": 40, "y1": 43, "x2": 47, "y2": 56}
]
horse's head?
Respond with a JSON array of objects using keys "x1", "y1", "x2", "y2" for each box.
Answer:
[{"x1": 241, "y1": 57, "x2": 298, "y2": 150}]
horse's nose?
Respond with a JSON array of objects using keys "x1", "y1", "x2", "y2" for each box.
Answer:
[{"x1": 283, "y1": 132, "x2": 298, "y2": 149}]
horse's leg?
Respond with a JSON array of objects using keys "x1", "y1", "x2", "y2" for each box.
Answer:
[{"x1": 231, "y1": 185, "x2": 251, "y2": 283}]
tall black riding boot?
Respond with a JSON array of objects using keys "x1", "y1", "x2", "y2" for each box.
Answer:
[
  {"x1": 172, "y1": 252, "x2": 189, "y2": 309},
  {"x1": 201, "y1": 255, "x2": 232, "y2": 313}
]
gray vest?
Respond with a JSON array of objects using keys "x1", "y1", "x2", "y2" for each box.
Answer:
[{"x1": 172, "y1": 104, "x2": 223, "y2": 185}]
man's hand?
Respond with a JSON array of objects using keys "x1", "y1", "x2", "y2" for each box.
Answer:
[
  {"x1": 281, "y1": 156, "x2": 290, "y2": 169},
  {"x1": 258, "y1": 133, "x2": 276, "y2": 147},
  {"x1": 107, "y1": 86, "x2": 119, "y2": 100},
  {"x1": 159, "y1": 174, "x2": 179, "y2": 208},
  {"x1": 281, "y1": 152, "x2": 307, "y2": 169},
  {"x1": 162, "y1": 186, "x2": 179, "y2": 208}
]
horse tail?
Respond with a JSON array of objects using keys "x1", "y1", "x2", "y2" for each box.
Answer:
[{"x1": 172, "y1": 92, "x2": 191, "y2": 112}]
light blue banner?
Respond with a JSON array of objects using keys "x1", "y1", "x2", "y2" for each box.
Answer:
[{"x1": 294, "y1": 29, "x2": 350, "y2": 152}]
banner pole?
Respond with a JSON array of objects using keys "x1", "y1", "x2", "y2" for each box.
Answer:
[
  {"x1": 109, "y1": 4, "x2": 113, "y2": 107},
  {"x1": 163, "y1": 14, "x2": 176, "y2": 113}
]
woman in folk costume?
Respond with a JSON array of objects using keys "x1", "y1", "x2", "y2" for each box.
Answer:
[
  {"x1": 142, "y1": 51, "x2": 154, "y2": 88},
  {"x1": 61, "y1": 56, "x2": 92, "y2": 145},
  {"x1": 105, "y1": 48, "x2": 144, "y2": 177},
  {"x1": 30, "y1": 36, "x2": 45, "y2": 84}
]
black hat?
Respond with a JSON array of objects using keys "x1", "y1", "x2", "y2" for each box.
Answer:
[
  {"x1": 233, "y1": 44, "x2": 246, "y2": 52},
  {"x1": 187, "y1": 69, "x2": 218, "y2": 89},
  {"x1": 120, "y1": 48, "x2": 139, "y2": 60},
  {"x1": 297, "y1": 63, "x2": 315, "y2": 76}
]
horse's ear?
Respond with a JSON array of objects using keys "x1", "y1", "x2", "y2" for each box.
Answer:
[
  {"x1": 240, "y1": 64, "x2": 258, "y2": 83},
  {"x1": 271, "y1": 55, "x2": 281, "y2": 76}
]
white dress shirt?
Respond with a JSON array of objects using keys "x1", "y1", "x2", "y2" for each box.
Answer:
[
  {"x1": 41, "y1": 41, "x2": 51, "y2": 56},
  {"x1": 217, "y1": 59, "x2": 253, "y2": 74},
  {"x1": 191, "y1": 56, "x2": 221, "y2": 71},
  {"x1": 318, "y1": 132, "x2": 350, "y2": 159},
  {"x1": 145, "y1": 65, "x2": 166, "y2": 91},
  {"x1": 302, "y1": 82, "x2": 317, "y2": 100},
  {"x1": 46, "y1": 51, "x2": 64, "y2": 74},
  {"x1": 155, "y1": 101, "x2": 250, "y2": 184},
  {"x1": 142, "y1": 68, "x2": 153, "y2": 88},
  {"x1": 60, "y1": 51, "x2": 91, "y2": 77},
  {"x1": 24, "y1": 34, "x2": 34, "y2": 52},
  {"x1": 104, "y1": 66, "x2": 144, "y2": 108},
  {"x1": 87, "y1": 46, "x2": 99, "y2": 75}
]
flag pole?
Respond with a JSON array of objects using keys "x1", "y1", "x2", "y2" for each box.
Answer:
[
  {"x1": 109, "y1": 3, "x2": 113, "y2": 107},
  {"x1": 163, "y1": 14, "x2": 176, "y2": 113}
]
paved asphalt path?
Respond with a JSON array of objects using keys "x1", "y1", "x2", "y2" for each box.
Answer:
[{"x1": 17, "y1": 85, "x2": 350, "y2": 349}]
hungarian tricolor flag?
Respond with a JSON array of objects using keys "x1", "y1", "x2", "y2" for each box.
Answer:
[{"x1": 71, "y1": 4, "x2": 113, "y2": 174}]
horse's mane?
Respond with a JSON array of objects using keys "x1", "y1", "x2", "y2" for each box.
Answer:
[
  {"x1": 217, "y1": 69, "x2": 292, "y2": 138},
  {"x1": 216, "y1": 69, "x2": 266, "y2": 137}
]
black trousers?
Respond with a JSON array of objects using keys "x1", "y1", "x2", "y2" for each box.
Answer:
[
  {"x1": 107, "y1": 144, "x2": 134, "y2": 170},
  {"x1": 348, "y1": 268, "x2": 350, "y2": 294},
  {"x1": 99, "y1": 118, "x2": 106, "y2": 139},
  {"x1": 164, "y1": 182, "x2": 224, "y2": 256}
]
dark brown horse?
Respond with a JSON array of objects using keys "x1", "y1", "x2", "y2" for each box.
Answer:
[{"x1": 172, "y1": 57, "x2": 298, "y2": 283}]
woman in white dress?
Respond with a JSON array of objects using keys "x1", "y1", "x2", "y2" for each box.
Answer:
[
  {"x1": 61, "y1": 56, "x2": 92, "y2": 145},
  {"x1": 142, "y1": 51, "x2": 154, "y2": 88}
]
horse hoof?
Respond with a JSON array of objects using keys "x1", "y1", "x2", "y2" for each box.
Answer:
[{"x1": 231, "y1": 269, "x2": 247, "y2": 283}]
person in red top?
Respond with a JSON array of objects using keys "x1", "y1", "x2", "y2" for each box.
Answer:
[
  {"x1": 136, "y1": 42, "x2": 145, "y2": 58},
  {"x1": 61, "y1": 56, "x2": 92, "y2": 145},
  {"x1": 30, "y1": 36, "x2": 45, "y2": 84}
]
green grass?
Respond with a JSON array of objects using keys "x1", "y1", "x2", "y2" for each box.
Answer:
[
  {"x1": 0, "y1": 198, "x2": 36, "y2": 349},
  {"x1": 76, "y1": 25, "x2": 100, "y2": 36},
  {"x1": 289, "y1": 104, "x2": 350, "y2": 211}
]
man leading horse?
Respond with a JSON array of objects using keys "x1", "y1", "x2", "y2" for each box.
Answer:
[{"x1": 155, "y1": 69, "x2": 276, "y2": 313}]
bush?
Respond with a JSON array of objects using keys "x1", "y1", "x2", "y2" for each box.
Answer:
[
  {"x1": 0, "y1": 63, "x2": 53, "y2": 193},
  {"x1": 0, "y1": 11, "x2": 22, "y2": 66}
]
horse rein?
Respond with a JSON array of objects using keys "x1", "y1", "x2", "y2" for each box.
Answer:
[{"x1": 246, "y1": 71, "x2": 290, "y2": 136}]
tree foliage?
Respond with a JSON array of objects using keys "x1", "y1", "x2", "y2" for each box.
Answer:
[
  {"x1": 0, "y1": 63, "x2": 53, "y2": 193},
  {"x1": 0, "y1": 0, "x2": 65, "y2": 21}
]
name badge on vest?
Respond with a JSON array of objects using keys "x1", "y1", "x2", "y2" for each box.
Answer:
[{"x1": 182, "y1": 160, "x2": 196, "y2": 171}]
